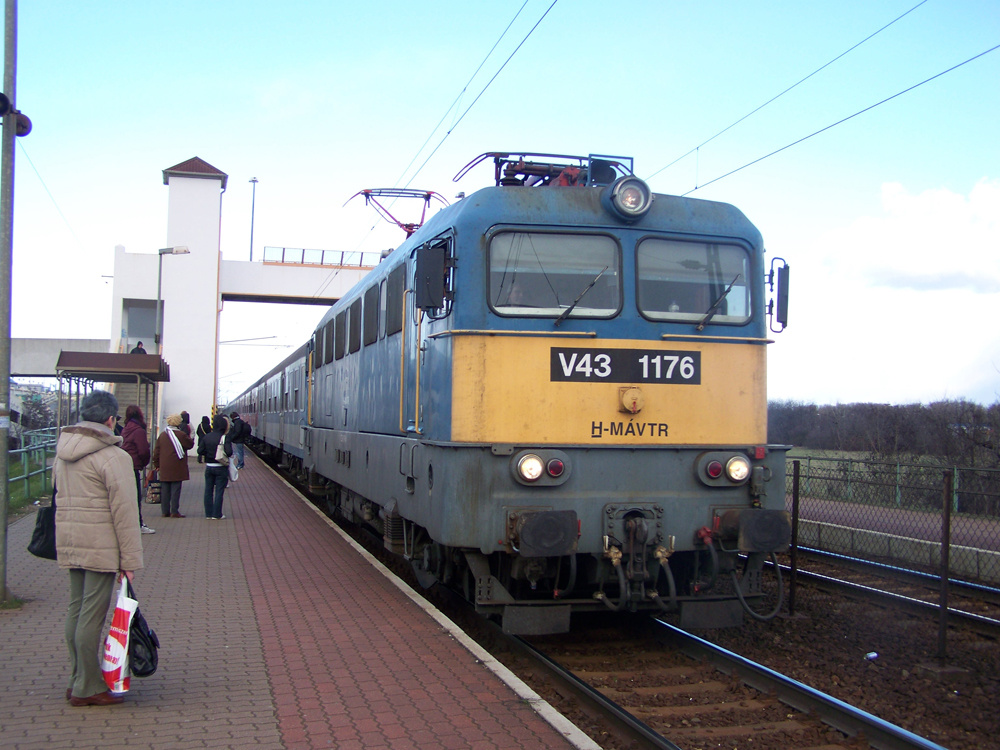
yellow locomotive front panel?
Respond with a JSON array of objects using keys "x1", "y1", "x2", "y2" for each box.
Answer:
[{"x1": 450, "y1": 334, "x2": 767, "y2": 445}]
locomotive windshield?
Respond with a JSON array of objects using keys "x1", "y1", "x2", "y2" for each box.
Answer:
[
  {"x1": 637, "y1": 239, "x2": 751, "y2": 325},
  {"x1": 490, "y1": 231, "x2": 620, "y2": 318}
]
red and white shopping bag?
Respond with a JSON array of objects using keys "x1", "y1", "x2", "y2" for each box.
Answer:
[{"x1": 101, "y1": 581, "x2": 138, "y2": 692}]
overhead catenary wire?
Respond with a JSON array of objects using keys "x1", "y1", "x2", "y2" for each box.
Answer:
[
  {"x1": 646, "y1": 0, "x2": 931, "y2": 183},
  {"x1": 401, "y1": 0, "x2": 561, "y2": 190},
  {"x1": 16, "y1": 140, "x2": 86, "y2": 252},
  {"x1": 345, "y1": 0, "x2": 559, "y2": 254},
  {"x1": 394, "y1": 0, "x2": 533, "y2": 190},
  {"x1": 682, "y1": 42, "x2": 1000, "y2": 196}
]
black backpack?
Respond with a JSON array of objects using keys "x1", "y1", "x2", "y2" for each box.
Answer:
[{"x1": 126, "y1": 581, "x2": 160, "y2": 678}]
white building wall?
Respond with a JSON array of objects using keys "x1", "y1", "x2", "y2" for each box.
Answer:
[
  {"x1": 161, "y1": 175, "x2": 225, "y2": 424},
  {"x1": 108, "y1": 159, "x2": 376, "y2": 437}
]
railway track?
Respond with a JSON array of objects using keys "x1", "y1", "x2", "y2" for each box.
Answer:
[
  {"x1": 512, "y1": 617, "x2": 947, "y2": 750},
  {"x1": 280, "y1": 454, "x2": 989, "y2": 749},
  {"x1": 785, "y1": 550, "x2": 1000, "y2": 638}
]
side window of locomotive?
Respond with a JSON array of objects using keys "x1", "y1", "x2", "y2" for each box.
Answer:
[
  {"x1": 313, "y1": 330, "x2": 323, "y2": 368},
  {"x1": 636, "y1": 239, "x2": 751, "y2": 324},
  {"x1": 350, "y1": 298, "x2": 362, "y2": 353},
  {"x1": 489, "y1": 232, "x2": 620, "y2": 318},
  {"x1": 385, "y1": 263, "x2": 406, "y2": 336},
  {"x1": 324, "y1": 321, "x2": 334, "y2": 365},
  {"x1": 334, "y1": 310, "x2": 347, "y2": 359},
  {"x1": 363, "y1": 284, "x2": 379, "y2": 345},
  {"x1": 378, "y1": 279, "x2": 387, "y2": 340}
]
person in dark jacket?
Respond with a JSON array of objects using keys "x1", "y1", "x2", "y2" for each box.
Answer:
[
  {"x1": 229, "y1": 411, "x2": 249, "y2": 470},
  {"x1": 195, "y1": 416, "x2": 211, "y2": 463},
  {"x1": 120, "y1": 404, "x2": 154, "y2": 534},
  {"x1": 197, "y1": 414, "x2": 233, "y2": 519},
  {"x1": 152, "y1": 414, "x2": 195, "y2": 518},
  {"x1": 54, "y1": 389, "x2": 143, "y2": 707},
  {"x1": 179, "y1": 411, "x2": 192, "y2": 458}
]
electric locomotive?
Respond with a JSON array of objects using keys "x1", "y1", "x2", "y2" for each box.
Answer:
[{"x1": 230, "y1": 152, "x2": 791, "y2": 634}]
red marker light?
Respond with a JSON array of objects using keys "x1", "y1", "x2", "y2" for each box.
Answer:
[
  {"x1": 546, "y1": 458, "x2": 565, "y2": 477},
  {"x1": 706, "y1": 460, "x2": 723, "y2": 479}
]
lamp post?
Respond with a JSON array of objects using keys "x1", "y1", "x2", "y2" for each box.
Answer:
[
  {"x1": 154, "y1": 245, "x2": 189, "y2": 351},
  {"x1": 249, "y1": 177, "x2": 258, "y2": 261}
]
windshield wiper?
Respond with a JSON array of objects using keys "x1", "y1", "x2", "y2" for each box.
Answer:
[
  {"x1": 696, "y1": 274, "x2": 741, "y2": 331},
  {"x1": 554, "y1": 266, "x2": 609, "y2": 327}
]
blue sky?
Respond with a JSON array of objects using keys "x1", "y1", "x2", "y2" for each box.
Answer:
[{"x1": 8, "y1": 0, "x2": 1000, "y2": 405}]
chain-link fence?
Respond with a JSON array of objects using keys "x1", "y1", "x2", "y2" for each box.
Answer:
[{"x1": 786, "y1": 456, "x2": 1000, "y2": 585}]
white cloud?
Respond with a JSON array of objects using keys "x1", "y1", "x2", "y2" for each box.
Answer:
[{"x1": 768, "y1": 179, "x2": 1000, "y2": 405}]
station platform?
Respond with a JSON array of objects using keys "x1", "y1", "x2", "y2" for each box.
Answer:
[{"x1": 1, "y1": 454, "x2": 596, "y2": 750}]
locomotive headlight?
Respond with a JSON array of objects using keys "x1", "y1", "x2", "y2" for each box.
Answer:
[
  {"x1": 517, "y1": 454, "x2": 545, "y2": 482},
  {"x1": 604, "y1": 176, "x2": 653, "y2": 221},
  {"x1": 725, "y1": 456, "x2": 751, "y2": 483}
]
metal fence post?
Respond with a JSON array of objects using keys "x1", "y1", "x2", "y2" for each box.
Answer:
[
  {"x1": 789, "y1": 460, "x2": 800, "y2": 617},
  {"x1": 937, "y1": 469, "x2": 953, "y2": 663},
  {"x1": 952, "y1": 467, "x2": 960, "y2": 513}
]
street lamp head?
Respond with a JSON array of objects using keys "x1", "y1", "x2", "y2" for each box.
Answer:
[{"x1": 158, "y1": 245, "x2": 190, "y2": 255}]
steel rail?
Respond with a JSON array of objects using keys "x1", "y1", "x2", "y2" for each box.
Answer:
[
  {"x1": 784, "y1": 565, "x2": 1000, "y2": 638},
  {"x1": 795, "y1": 546, "x2": 1000, "y2": 601},
  {"x1": 651, "y1": 620, "x2": 948, "y2": 750}
]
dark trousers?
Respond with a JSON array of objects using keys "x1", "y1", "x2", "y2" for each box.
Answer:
[
  {"x1": 66, "y1": 569, "x2": 116, "y2": 698},
  {"x1": 160, "y1": 481, "x2": 183, "y2": 516},
  {"x1": 203, "y1": 466, "x2": 229, "y2": 518},
  {"x1": 133, "y1": 470, "x2": 144, "y2": 527}
]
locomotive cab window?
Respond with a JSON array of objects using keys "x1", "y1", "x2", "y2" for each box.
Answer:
[
  {"x1": 637, "y1": 239, "x2": 751, "y2": 325},
  {"x1": 489, "y1": 231, "x2": 620, "y2": 319}
]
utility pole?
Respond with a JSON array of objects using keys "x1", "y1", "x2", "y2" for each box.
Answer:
[
  {"x1": 0, "y1": 0, "x2": 18, "y2": 603},
  {"x1": 249, "y1": 177, "x2": 257, "y2": 261}
]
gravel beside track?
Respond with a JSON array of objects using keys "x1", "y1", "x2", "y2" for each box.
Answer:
[{"x1": 699, "y1": 586, "x2": 998, "y2": 750}]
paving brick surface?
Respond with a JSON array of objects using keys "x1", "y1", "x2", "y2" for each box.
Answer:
[{"x1": 0, "y1": 454, "x2": 579, "y2": 749}]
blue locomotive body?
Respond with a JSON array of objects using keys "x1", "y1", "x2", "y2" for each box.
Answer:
[{"x1": 228, "y1": 154, "x2": 790, "y2": 634}]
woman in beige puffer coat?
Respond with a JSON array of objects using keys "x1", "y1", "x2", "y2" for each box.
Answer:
[{"x1": 54, "y1": 390, "x2": 143, "y2": 707}]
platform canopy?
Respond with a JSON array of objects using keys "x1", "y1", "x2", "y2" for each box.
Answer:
[{"x1": 54, "y1": 352, "x2": 170, "y2": 383}]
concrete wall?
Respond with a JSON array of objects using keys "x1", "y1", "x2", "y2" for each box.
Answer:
[{"x1": 11, "y1": 338, "x2": 110, "y2": 377}]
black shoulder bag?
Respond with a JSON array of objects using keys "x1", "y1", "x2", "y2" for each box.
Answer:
[
  {"x1": 126, "y1": 580, "x2": 160, "y2": 677},
  {"x1": 27, "y1": 488, "x2": 57, "y2": 560}
]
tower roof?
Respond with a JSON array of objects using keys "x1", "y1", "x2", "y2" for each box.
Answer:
[{"x1": 162, "y1": 157, "x2": 228, "y2": 190}]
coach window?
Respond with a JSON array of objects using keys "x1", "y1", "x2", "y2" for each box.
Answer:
[
  {"x1": 385, "y1": 263, "x2": 405, "y2": 336},
  {"x1": 335, "y1": 310, "x2": 347, "y2": 359},
  {"x1": 489, "y1": 231, "x2": 620, "y2": 319},
  {"x1": 363, "y1": 284, "x2": 379, "y2": 345},
  {"x1": 636, "y1": 239, "x2": 751, "y2": 325},
  {"x1": 324, "y1": 321, "x2": 334, "y2": 365}
]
